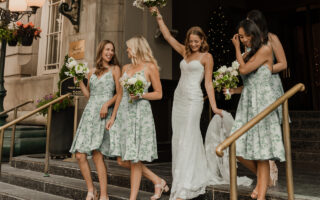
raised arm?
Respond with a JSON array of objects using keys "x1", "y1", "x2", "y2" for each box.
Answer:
[
  {"x1": 232, "y1": 34, "x2": 272, "y2": 75},
  {"x1": 150, "y1": 7, "x2": 185, "y2": 56},
  {"x1": 203, "y1": 53, "x2": 222, "y2": 117},
  {"x1": 269, "y1": 33, "x2": 287, "y2": 73}
]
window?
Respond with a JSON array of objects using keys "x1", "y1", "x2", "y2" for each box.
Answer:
[{"x1": 38, "y1": 0, "x2": 64, "y2": 74}]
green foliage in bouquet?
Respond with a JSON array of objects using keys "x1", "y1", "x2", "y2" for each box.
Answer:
[{"x1": 213, "y1": 71, "x2": 239, "y2": 92}]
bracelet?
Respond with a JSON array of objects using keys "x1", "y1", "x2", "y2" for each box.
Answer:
[{"x1": 156, "y1": 14, "x2": 163, "y2": 20}]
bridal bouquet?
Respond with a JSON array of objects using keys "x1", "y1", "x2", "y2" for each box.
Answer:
[
  {"x1": 120, "y1": 73, "x2": 149, "y2": 103},
  {"x1": 64, "y1": 57, "x2": 89, "y2": 85},
  {"x1": 213, "y1": 61, "x2": 240, "y2": 100},
  {"x1": 133, "y1": 0, "x2": 167, "y2": 16}
]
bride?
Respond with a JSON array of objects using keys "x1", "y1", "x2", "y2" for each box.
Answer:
[{"x1": 150, "y1": 7, "x2": 223, "y2": 200}]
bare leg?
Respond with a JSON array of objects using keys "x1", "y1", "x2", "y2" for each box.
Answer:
[
  {"x1": 237, "y1": 156, "x2": 257, "y2": 174},
  {"x1": 237, "y1": 157, "x2": 259, "y2": 198},
  {"x1": 129, "y1": 161, "x2": 143, "y2": 200},
  {"x1": 117, "y1": 157, "x2": 165, "y2": 194},
  {"x1": 76, "y1": 152, "x2": 96, "y2": 200},
  {"x1": 92, "y1": 151, "x2": 108, "y2": 199},
  {"x1": 257, "y1": 160, "x2": 270, "y2": 200}
]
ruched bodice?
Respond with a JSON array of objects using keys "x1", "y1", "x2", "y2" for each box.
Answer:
[{"x1": 175, "y1": 59, "x2": 204, "y2": 102}]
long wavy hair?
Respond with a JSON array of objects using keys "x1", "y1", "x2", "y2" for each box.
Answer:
[
  {"x1": 238, "y1": 19, "x2": 263, "y2": 62},
  {"x1": 126, "y1": 35, "x2": 159, "y2": 68},
  {"x1": 184, "y1": 26, "x2": 209, "y2": 57},
  {"x1": 95, "y1": 40, "x2": 120, "y2": 75},
  {"x1": 247, "y1": 10, "x2": 269, "y2": 45}
]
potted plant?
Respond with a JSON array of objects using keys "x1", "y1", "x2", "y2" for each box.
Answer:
[
  {"x1": 36, "y1": 55, "x2": 75, "y2": 157},
  {"x1": 7, "y1": 29, "x2": 19, "y2": 46},
  {"x1": 16, "y1": 21, "x2": 41, "y2": 46}
]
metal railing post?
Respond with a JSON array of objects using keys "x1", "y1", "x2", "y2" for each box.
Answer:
[
  {"x1": 9, "y1": 107, "x2": 18, "y2": 164},
  {"x1": 0, "y1": 129, "x2": 4, "y2": 174},
  {"x1": 44, "y1": 104, "x2": 53, "y2": 177},
  {"x1": 230, "y1": 142, "x2": 238, "y2": 200},
  {"x1": 64, "y1": 96, "x2": 79, "y2": 162},
  {"x1": 283, "y1": 100, "x2": 294, "y2": 200}
]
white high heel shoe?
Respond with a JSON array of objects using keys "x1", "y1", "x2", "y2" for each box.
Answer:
[
  {"x1": 86, "y1": 188, "x2": 98, "y2": 200},
  {"x1": 150, "y1": 179, "x2": 169, "y2": 200}
]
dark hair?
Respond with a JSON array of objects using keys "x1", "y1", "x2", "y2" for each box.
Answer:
[
  {"x1": 238, "y1": 19, "x2": 262, "y2": 62},
  {"x1": 184, "y1": 26, "x2": 209, "y2": 57},
  {"x1": 95, "y1": 40, "x2": 120, "y2": 75},
  {"x1": 247, "y1": 10, "x2": 269, "y2": 44}
]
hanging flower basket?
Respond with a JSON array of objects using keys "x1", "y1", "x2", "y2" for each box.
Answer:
[
  {"x1": 21, "y1": 35, "x2": 34, "y2": 46},
  {"x1": 16, "y1": 21, "x2": 42, "y2": 46},
  {"x1": 8, "y1": 38, "x2": 18, "y2": 46}
]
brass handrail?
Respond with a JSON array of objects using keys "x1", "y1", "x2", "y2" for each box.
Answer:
[
  {"x1": 0, "y1": 93, "x2": 71, "y2": 176},
  {"x1": 0, "y1": 100, "x2": 34, "y2": 117},
  {"x1": 215, "y1": 83, "x2": 305, "y2": 200},
  {"x1": 0, "y1": 99, "x2": 34, "y2": 164}
]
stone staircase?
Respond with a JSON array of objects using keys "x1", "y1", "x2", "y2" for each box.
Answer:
[
  {"x1": 290, "y1": 111, "x2": 320, "y2": 164},
  {"x1": 0, "y1": 111, "x2": 319, "y2": 200},
  {"x1": 0, "y1": 155, "x2": 170, "y2": 200}
]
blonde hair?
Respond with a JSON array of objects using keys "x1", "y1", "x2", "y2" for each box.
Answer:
[
  {"x1": 184, "y1": 26, "x2": 209, "y2": 57},
  {"x1": 126, "y1": 35, "x2": 159, "y2": 68}
]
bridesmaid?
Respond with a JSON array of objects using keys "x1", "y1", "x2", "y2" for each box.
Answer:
[
  {"x1": 106, "y1": 35, "x2": 168, "y2": 200},
  {"x1": 231, "y1": 19, "x2": 285, "y2": 200},
  {"x1": 70, "y1": 40, "x2": 121, "y2": 200},
  {"x1": 227, "y1": 10, "x2": 287, "y2": 196},
  {"x1": 247, "y1": 8, "x2": 288, "y2": 192}
]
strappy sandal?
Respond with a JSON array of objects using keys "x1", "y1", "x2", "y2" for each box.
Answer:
[{"x1": 150, "y1": 179, "x2": 169, "y2": 200}]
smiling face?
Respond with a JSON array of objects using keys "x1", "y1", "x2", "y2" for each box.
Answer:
[
  {"x1": 102, "y1": 43, "x2": 115, "y2": 63},
  {"x1": 238, "y1": 27, "x2": 252, "y2": 48},
  {"x1": 188, "y1": 34, "x2": 203, "y2": 52}
]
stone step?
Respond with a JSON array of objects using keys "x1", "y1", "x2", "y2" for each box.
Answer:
[
  {"x1": 292, "y1": 151, "x2": 320, "y2": 163},
  {"x1": 289, "y1": 111, "x2": 320, "y2": 119},
  {"x1": 208, "y1": 185, "x2": 320, "y2": 200},
  {"x1": 0, "y1": 182, "x2": 71, "y2": 200},
  {"x1": 291, "y1": 139, "x2": 320, "y2": 152},
  {"x1": 290, "y1": 118, "x2": 320, "y2": 129},
  {"x1": 290, "y1": 128, "x2": 320, "y2": 140},
  {"x1": 10, "y1": 156, "x2": 172, "y2": 194},
  {"x1": 0, "y1": 164, "x2": 167, "y2": 200}
]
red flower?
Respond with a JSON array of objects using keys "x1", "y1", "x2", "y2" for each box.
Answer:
[
  {"x1": 34, "y1": 31, "x2": 39, "y2": 36},
  {"x1": 16, "y1": 21, "x2": 22, "y2": 26},
  {"x1": 23, "y1": 24, "x2": 29, "y2": 28},
  {"x1": 29, "y1": 22, "x2": 35, "y2": 28}
]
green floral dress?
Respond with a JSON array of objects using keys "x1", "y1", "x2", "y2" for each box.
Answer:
[
  {"x1": 70, "y1": 70, "x2": 115, "y2": 156},
  {"x1": 231, "y1": 65, "x2": 286, "y2": 162},
  {"x1": 109, "y1": 70, "x2": 158, "y2": 163}
]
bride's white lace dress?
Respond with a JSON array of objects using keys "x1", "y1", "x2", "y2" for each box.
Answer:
[{"x1": 170, "y1": 58, "x2": 209, "y2": 199}]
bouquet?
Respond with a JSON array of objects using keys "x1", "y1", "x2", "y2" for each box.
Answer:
[
  {"x1": 133, "y1": 0, "x2": 167, "y2": 16},
  {"x1": 64, "y1": 57, "x2": 89, "y2": 86},
  {"x1": 120, "y1": 72, "x2": 149, "y2": 103},
  {"x1": 213, "y1": 61, "x2": 240, "y2": 100}
]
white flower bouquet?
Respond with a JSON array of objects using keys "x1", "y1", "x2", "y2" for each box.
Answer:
[
  {"x1": 213, "y1": 61, "x2": 240, "y2": 100},
  {"x1": 120, "y1": 73, "x2": 149, "y2": 103},
  {"x1": 133, "y1": 0, "x2": 167, "y2": 16},
  {"x1": 64, "y1": 57, "x2": 89, "y2": 85}
]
